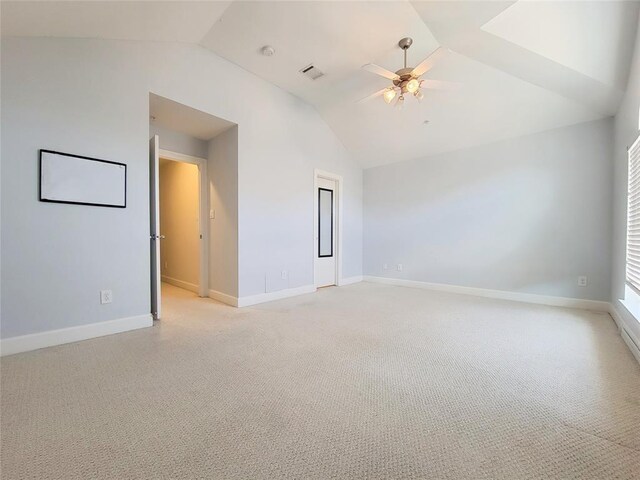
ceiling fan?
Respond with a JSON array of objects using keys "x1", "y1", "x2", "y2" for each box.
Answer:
[{"x1": 360, "y1": 38, "x2": 457, "y2": 107}]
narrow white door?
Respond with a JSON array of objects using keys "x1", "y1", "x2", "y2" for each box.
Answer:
[
  {"x1": 149, "y1": 135, "x2": 162, "y2": 320},
  {"x1": 315, "y1": 177, "x2": 336, "y2": 287}
]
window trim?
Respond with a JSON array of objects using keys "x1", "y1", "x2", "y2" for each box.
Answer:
[{"x1": 625, "y1": 134, "x2": 640, "y2": 294}]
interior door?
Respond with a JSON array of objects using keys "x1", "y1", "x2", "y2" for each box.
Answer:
[
  {"x1": 315, "y1": 177, "x2": 336, "y2": 287},
  {"x1": 149, "y1": 135, "x2": 162, "y2": 320}
]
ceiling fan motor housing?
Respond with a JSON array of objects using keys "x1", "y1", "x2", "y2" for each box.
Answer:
[
  {"x1": 398, "y1": 37, "x2": 413, "y2": 50},
  {"x1": 393, "y1": 68, "x2": 416, "y2": 93}
]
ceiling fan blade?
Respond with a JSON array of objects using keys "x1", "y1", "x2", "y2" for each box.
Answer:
[
  {"x1": 362, "y1": 63, "x2": 399, "y2": 81},
  {"x1": 412, "y1": 47, "x2": 448, "y2": 77},
  {"x1": 421, "y1": 79, "x2": 461, "y2": 91},
  {"x1": 357, "y1": 88, "x2": 388, "y2": 104}
]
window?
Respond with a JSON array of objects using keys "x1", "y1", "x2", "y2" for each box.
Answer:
[{"x1": 626, "y1": 135, "x2": 640, "y2": 293}]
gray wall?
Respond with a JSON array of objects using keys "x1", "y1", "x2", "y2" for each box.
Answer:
[
  {"x1": 208, "y1": 126, "x2": 239, "y2": 297},
  {"x1": 1, "y1": 37, "x2": 362, "y2": 339},
  {"x1": 611, "y1": 10, "x2": 640, "y2": 341},
  {"x1": 364, "y1": 118, "x2": 614, "y2": 301},
  {"x1": 150, "y1": 123, "x2": 208, "y2": 159}
]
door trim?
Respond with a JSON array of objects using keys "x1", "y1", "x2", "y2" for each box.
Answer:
[
  {"x1": 158, "y1": 148, "x2": 209, "y2": 298},
  {"x1": 313, "y1": 169, "x2": 343, "y2": 287}
]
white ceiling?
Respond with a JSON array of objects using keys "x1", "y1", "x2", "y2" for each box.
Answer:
[
  {"x1": 1, "y1": 1, "x2": 231, "y2": 43},
  {"x1": 3, "y1": 1, "x2": 639, "y2": 168},
  {"x1": 150, "y1": 93, "x2": 236, "y2": 141}
]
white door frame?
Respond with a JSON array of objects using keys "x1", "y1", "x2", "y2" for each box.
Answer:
[
  {"x1": 313, "y1": 169, "x2": 343, "y2": 286},
  {"x1": 158, "y1": 148, "x2": 209, "y2": 298}
]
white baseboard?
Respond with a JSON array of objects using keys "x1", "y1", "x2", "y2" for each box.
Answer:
[
  {"x1": 237, "y1": 284, "x2": 316, "y2": 308},
  {"x1": 339, "y1": 275, "x2": 363, "y2": 286},
  {"x1": 208, "y1": 289, "x2": 238, "y2": 307},
  {"x1": 608, "y1": 303, "x2": 640, "y2": 364},
  {"x1": 363, "y1": 276, "x2": 610, "y2": 312},
  {"x1": 0, "y1": 314, "x2": 153, "y2": 357},
  {"x1": 162, "y1": 275, "x2": 199, "y2": 294}
]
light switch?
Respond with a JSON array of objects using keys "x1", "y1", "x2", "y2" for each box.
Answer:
[{"x1": 209, "y1": 209, "x2": 215, "y2": 220}]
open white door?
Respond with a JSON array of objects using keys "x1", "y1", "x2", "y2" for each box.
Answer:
[
  {"x1": 315, "y1": 177, "x2": 337, "y2": 287},
  {"x1": 149, "y1": 135, "x2": 162, "y2": 320}
]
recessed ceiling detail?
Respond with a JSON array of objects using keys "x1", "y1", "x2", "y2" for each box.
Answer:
[
  {"x1": 149, "y1": 94, "x2": 235, "y2": 141},
  {"x1": 481, "y1": 0, "x2": 638, "y2": 88},
  {"x1": 2, "y1": 1, "x2": 639, "y2": 168}
]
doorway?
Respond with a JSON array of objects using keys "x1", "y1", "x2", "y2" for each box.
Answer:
[
  {"x1": 159, "y1": 152, "x2": 206, "y2": 292},
  {"x1": 149, "y1": 93, "x2": 238, "y2": 320},
  {"x1": 150, "y1": 139, "x2": 208, "y2": 320},
  {"x1": 314, "y1": 170, "x2": 343, "y2": 288}
]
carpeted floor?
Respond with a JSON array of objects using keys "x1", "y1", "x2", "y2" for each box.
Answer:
[{"x1": 1, "y1": 282, "x2": 639, "y2": 479}]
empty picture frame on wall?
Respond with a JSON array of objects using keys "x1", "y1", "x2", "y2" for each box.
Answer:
[{"x1": 39, "y1": 150, "x2": 127, "y2": 208}]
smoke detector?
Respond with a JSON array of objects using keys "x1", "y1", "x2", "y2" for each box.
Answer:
[{"x1": 261, "y1": 45, "x2": 275, "y2": 57}]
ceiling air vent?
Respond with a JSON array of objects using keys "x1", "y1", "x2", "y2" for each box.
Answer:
[{"x1": 300, "y1": 64, "x2": 324, "y2": 80}]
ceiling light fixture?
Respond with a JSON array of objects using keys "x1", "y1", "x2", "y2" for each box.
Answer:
[
  {"x1": 360, "y1": 38, "x2": 459, "y2": 108},
  {"x1": 406, "y1": 78, "x2": 419, "y2": 94},
  {"x1": 383, "y1": 88, "x2": 397, "y2": 104}
]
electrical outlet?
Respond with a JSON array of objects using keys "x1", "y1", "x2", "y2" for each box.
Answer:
[
  {"x1": 578, "y1": 276, "x2": 588, "y2": 287},
  {"x1": 100, "y1": 290, "x2": 113, "y2": 304},
  {"x1": 383, "y1": 263, "x2": 388, "y2": 270},
  {"x1": 397, "y1": 264, "x2": 403, "y2": 272},
  {"x1": 209, "y1": 209, "x2": 215, "y2": 220},
  {"x1": 281, "y1": 270, "x2": 288, "y2": 280}
]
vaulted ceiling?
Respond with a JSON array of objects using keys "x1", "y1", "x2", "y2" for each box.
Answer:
[{"x1": 3, "y1": 1, "x2": 639, "y2": 168}]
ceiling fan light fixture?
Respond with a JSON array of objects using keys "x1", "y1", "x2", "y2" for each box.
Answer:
[
  {"x1": 383, "y1": 88, "x2": 397, "y2": 104},
  {"x1": 406, "y1": 78, "x2": 420, "y2": 94},
  {"x1": 361, "y1": 38, "x2": 456, "y2": 112}
]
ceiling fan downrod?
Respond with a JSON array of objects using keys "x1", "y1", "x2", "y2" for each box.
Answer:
[{"x1": 399, "y1": 37, "x2": 413, "y2": 69}]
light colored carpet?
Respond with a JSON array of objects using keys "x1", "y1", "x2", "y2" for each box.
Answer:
[{"x1": 1, "y1": 282, "x2": 639, "y2": 479}]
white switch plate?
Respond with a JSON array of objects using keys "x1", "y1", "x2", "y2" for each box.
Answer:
[
  {"x1": 383, "y1": 263, "x2": 388, "y2": 270},
  {"x1": 397, "y1": 264, "x2": 403, "y2": 272},
  {"x1": 281, "y1": 270, "x2": 288, "y2": 280},
  {"x1": 209, "y1": 209, "x2": 215, "y2": 220},
  {"x1": 100, "y1": 290, "x2": 113, "y2": 304},
  {"x1": 578, "y1": 276, "x2": 588, "y2": 287}
]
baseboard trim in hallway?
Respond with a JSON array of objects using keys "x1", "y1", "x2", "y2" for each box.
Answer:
[
  {"x1": 210, "y1": 279, "x2": 365, "y2": 308},
  {"x1": 339, "y1": 275, "x2": 364, "y2": 286},
  {"x1": 0, "y1": 314, "x2": 153, "y2": 357},
  {"x1": 209, "y1": 285, "x2": 318, "y2": 308},
  {"x1": 208, "y1": 289, "x2": 238, "y2": 307},
  {"x1": 237, "y1": 284, "x2": 317, "y2": 307},
  {"x1": 161, "y1": 275, "x2": 199, "y2": 294},
  {"x1": 363, "y1": 276, "x2": 610, "y2": 312}
]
